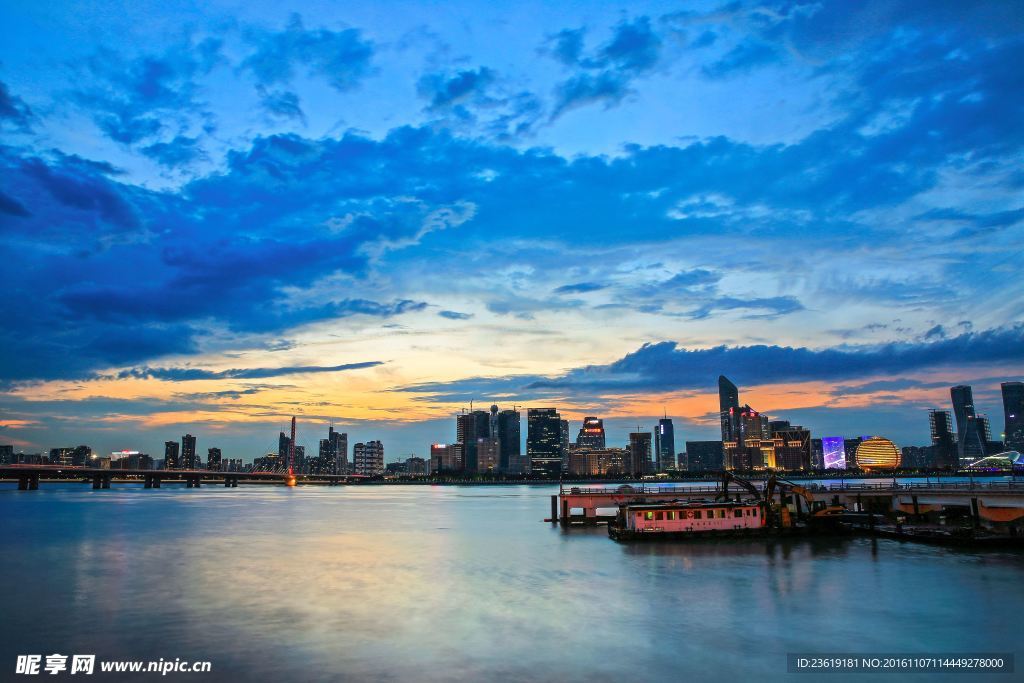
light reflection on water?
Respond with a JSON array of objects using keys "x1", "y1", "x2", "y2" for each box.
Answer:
[{"x1": 1, "y1": 483, "x2": 1022, "y2": 682}]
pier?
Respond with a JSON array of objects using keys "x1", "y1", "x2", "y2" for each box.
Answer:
[{"x1": 555, "y1": 480, "x2": 1024, "y2": 531}]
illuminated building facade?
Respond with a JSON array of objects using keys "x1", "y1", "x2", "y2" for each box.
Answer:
[
  {"x1": 772, "y1": 424, "x2": 811, "y2": 471},
  {"x1": 527, "y1": 408, "x2": 563, "y2": 477},
  {"x1": 207, "y1": 447, "x2": 222, "y2": 471},
  {"x1": 568, "y1": 448, "x2": 626, "y2": 476},
  {"x1": 181, "y1": 434, "x2": 197, "y2": 469},
  {"x1": 576, "y1": 417, "x2": 606, "y2": 450},
  {"x1": 822, "y1": 436, "x2": 846, "y2": 470},
  {"x1": 855, "y1": 437, "x2": 901, "y2": 470}
]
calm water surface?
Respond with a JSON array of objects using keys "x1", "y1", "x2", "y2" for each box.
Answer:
[{"x1": 2, "y1": 483, "x2": 1022, "y2": 682}]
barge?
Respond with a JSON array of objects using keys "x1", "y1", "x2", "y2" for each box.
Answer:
[{"x1": 608, "y1": 499, "x2": 768, "y2": 541}]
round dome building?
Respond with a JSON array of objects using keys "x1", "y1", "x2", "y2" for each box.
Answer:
[{"x1": 855, "y1": 437, "x2": 901, "y2": 470}]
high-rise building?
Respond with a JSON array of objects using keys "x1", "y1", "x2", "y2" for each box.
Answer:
[
  {"x1": 560, "y1": 419, "x2": 570, "y2": 471},
  {"x1": 353, "y1": 441, "x2": 384, "y2": 476},
  {"x1": 843, "y1": 437, "x2": 862, "y2": 468},
  {"x1": 627, "y1": 431, "x2": 653, "y2": 476},
  {"x1": 278, "y1": 431, "x2": 290, "y2": 463},
  {"x1": 576, "y1": 417, "x2": 606, "y2": 450},
  {"x1": 430, "y1": 443, "x2": 464, "y2": 473},
  {"x1": 49, "y1": 448, "x2": 75, "y2": 467},
  {"x1": 207, "y1": 447, "x2": 222, "y2": 471},
  {"x1": 164, "y1": 441, "x2": 180, "y2": 470},
  {"x1": 772, "y1": 425, "x2": 811, "y2": 471},
  {"x1": 1002, "y1": 382, "x2": 1024, "y2": 453},
  {"x1": 568, "y1": 448, "x2": 626, "y2": 476},
  {"x1": 497, "y1": 408, "x2": 523, "y2": 474},
  {"x1": 527, "y1": 408, "x2": 563, "y2": 477},
  {"x1": 685, "y1": 441, "x2": 723, "y2": 472},
  {"x1": 457, "y1": 410, "x2": 491, "y2": 473},
  {"x1": 719, "y1": 375, "x2": 740, "y2": 442},
  {"x1": 951, "y1": 385, "x2": 986, "y2": 466},
  {"x1": 901, "y1": 445, "x2": 933, "y2": 468},
  {"x1": 928, "y1": 409, "x2": 957, "y2": 469},
  {"x1": 181, "y1": 434, "x2": 197, "y2": 469},
  {"x1": 476, "y1": 438, "x2": 500, "y2": 472},
  {"x1": 315, "y1": 425, "x2": 348, "y2": 474},
  {"x1": 0, "y1": 445, "x2": 13, "y2": 465},
  {"x1": 655, "y1": 416, "x2": 676, "y2": 471},
  {"x1": 71, "y1": 445, "x2": 91, "y2": 467}
]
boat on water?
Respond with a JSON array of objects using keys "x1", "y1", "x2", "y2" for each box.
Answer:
[{"x1": 608, "y1": 499, "x2": 768, "y2": 541}]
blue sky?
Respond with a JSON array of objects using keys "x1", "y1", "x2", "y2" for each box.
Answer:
[{"x1": 0, "y1": 0, "x2": 1022, "y2": 461}]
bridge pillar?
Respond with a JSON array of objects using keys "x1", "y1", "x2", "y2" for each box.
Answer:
[
  {"x1": 153, "y1": 477, "x2": 161, "y2": 488},
  {"x1": 560, "y1": 498, "x2": 569, "y2": 525},
  {"x1": 971, "y1": 497, "x2": 980, "y2": 528},
  {"x1": 224, "y1": 478, "x2": 231, "y2": 487},
  {"x1": 18, "y1": 475, "x2": 28, "y2": 491},
  {"x1": 912, "y1": 495, "x2": 920, "y2": 518},
  {"x1": 92, "y1": 474, "x2": 102, "y2": 489},
  {"x1": 29, "y1": 473, "x2": 39, "y2": 490},
  {"x1": 550, "y1": 495, "x2": 558, "y2": 522},
  {"x1": 101, "y1": 475, "x2": 110, "y2": 489},
  {"x1": 144, "y1": 475, "x2": 152, "y2": 489},
  {"x1": 193, "y1": 476, "x2": 201, "y2": 488}
]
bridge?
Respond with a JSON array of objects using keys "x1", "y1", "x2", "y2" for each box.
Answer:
[
  {"x1": 554, "y1": 480, "x2": 1024, "y2": 529},
  {"x1": 0, "y1": 465, "x2": 370, "y2": 490}
]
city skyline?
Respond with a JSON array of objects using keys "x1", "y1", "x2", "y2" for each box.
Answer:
[
  {"x1": 1, "y1": 1, "x2": 1023, "y2": 461},
  {"x1": 5, "y1": 377, "x2": 1021, "y2": 468}
]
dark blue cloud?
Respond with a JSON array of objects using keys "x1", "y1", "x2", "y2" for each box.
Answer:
[
  {"x1": 0, "y1": 80, "x2": 33, "y2": 130},
  {"x1": 416, "y1": 66, "x2": 542, "y2": 139},
  {"x1": 140, "y1": 135, "x2": 206, "y2": 167},
  {"x1": 687, "y1": 295, "x2": 804, "y2": 320},
  {"x1": 438, "y1": 310, "x2": 473, "y2": 320},
  {"x1": 397, "y1": 325, "x2": 1024, "y2": 402},
  {"x1": 702, "y1": 42, "x2": 781, "y2": 78},
  {"x1": 73, "y1": 39, "x2": 221, "y2": 145},
  {"x1": 547, "y1": 28, "x2": 586, "y2": 66},
  {"x1": 418, "y1": 67, "x2": 496, "y2": 110},
  {"x1": 241, "y1": 14, "x2": 374, "y2": 92},
  {"x1": 548, "y1": 17, "x2": 662, "y2": 118},
  {"x1": 0, "y1": 189, "x2": 29, "y2": 217},
  {"x1": 110, "y1": 361, "x2": 382, "y2": 381},
  {"x1": 4, "y1": 5, "x2": 1021, "y2": 383},
  {"x1": 256, "y1": 87, "x2": 306, "y2": 122},
  {"x1": 553, "y1": 282, "x2": 607, "y2": 294}
]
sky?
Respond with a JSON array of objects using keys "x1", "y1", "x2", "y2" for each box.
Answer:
[{"x1": 1, "y1": 0, "x2": 1022, "y2": 462}]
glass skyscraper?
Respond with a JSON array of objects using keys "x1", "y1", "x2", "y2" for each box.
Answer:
[
  {"x1": 951, "y1": 385, "x2": 986, "y2": 466},
  {"x1": 527, "y1": 408, "x2": 562, "y2": 477},
  {"x1": 1003, "y1": 382, "x2": 1024, "y2": 453},
  {"x1": 929, "y1": 409, "x2": 957, "y2": 469},
  {"x1": 655, "y1": 417, "x2": 675, "y2": 471}
]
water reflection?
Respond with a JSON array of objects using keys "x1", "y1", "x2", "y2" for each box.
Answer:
[{"x1": 1, "y1": 483, "x2": 1022, "y2": 682}]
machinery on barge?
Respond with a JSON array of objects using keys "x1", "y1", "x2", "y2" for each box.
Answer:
[{"x1": 607, "y1": 471, "x2": 848, "y2": 540}]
